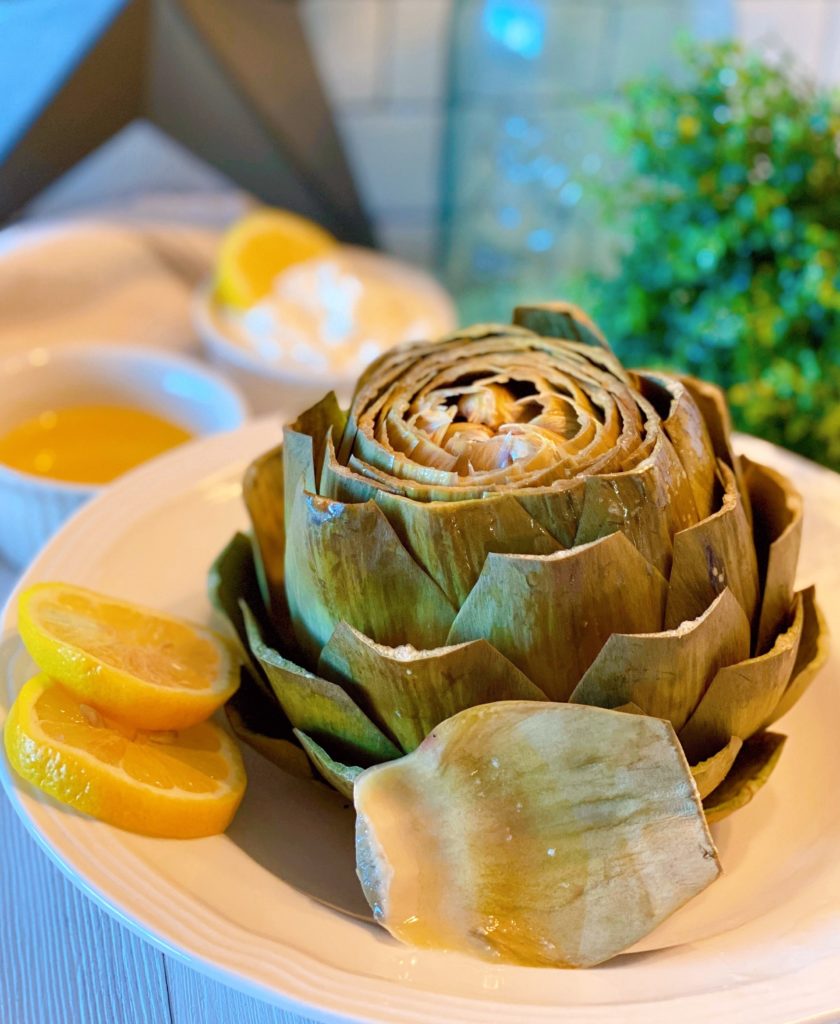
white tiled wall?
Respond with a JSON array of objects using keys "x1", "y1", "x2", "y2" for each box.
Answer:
[{"x1": 302, "y1": 0, "x2": 840, "y2": 267}]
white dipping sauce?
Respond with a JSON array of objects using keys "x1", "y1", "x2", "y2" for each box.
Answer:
[{"x1": 219, "y1": 249, "x2": 447, "y2": 378}]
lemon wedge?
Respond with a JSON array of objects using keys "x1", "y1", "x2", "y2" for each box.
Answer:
[
  {"x1": 4, "y1": 675, "x2": 246, "y2": 837},
  {"x1": 214, "y1": 207, "x2": 336, "y2": 309},
  {"x1": 18, "y1": 583, "x2": 239, "y2": 731}
]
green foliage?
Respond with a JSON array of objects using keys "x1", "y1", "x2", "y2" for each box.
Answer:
[{"x1": 588, "y1": 40, "x2": 840, "y2": 468}]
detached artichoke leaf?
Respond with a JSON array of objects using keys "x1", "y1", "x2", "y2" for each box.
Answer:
[
  {"x1": 373, "y1": 490, "x2": 561, "y2": 609},
  {"x1": 570, "y1": 588, "x2": 751, "y2": 732},
  {"x1": 284, "y1": 486, "x2": 456, "y2": 661},
  {"x1": 679, "y1": 593, "x2": 804, "y2": 762},
  {"x1": 665, "y1": 461, "x2": 759, "y2": 630},
  {"x1": 354, "y1": 701, "x2": 720, "y2": 968},
  {"x1": 743, "y1": 457, "x2": 804, "y2": 654},
  {"x1": 226, "y1": 667, "x2": 312, "y2": 780},
  {"x1": 448, "y1": 531, "x2": 668, "y2": 701},
  {"x1": 690, "y1": 736, "x2": 743, "y2": 800},
  {"x1": 295, "y1": 730, "x2": 362, "y2": 799},
  {"x1": 763, "y1": 586, "x2": 829, "y2": 727},
  {"x1": 244, "y1": 605, "x2": 402, "y2": 766},
  {"x1": 635, "y1": 372, "x2": 716, "y2": 521},
  {"x1": 703, "y1": 732, "x2": 787, "y2": 824},
  {"x1": 318, "y1": 623, "x2": 547, "y2": 752},
  {"x1": 512, "y1": 301, "x2": 614, "y2": 353}
]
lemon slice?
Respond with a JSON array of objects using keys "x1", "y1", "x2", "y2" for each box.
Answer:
[
  {"x1": 18, "y1": 583, "x2": 239, "y2": 731},
  {"x1": 214, "y1": 207, "x2": 336, "y2": 309},
  {"x1": 4, "y1": 675, "x2": 246, "y2": 838}
]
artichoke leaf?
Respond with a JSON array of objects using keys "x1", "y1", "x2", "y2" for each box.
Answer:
[
  {"x1": 243, "y1": 444, "x2": 289, "y2": 627},
  {"x1": 516, "y1": 481, "x2": 587, "y2": 548},
  {"x1": 284, "y1": 486, "x2": 457, "y2": 662},
  {"x1": 289, "y1": 391, "x2": 347, "y2": 486},
  {"x1": 244, "y1": 605, "x2": 402, "y2": 766},
  {"x1": 225, "y1": 667, "x2": 312, "y2": 779},
  {"x1": 512, "y1": 301, "x2": 613, "y2": 353},
  {"x1": 570, "y1": 588, "x2": 751, "y2": 732},
  {"x1": 690, "y1": 736, "x2": 743, "y2": 800},
  {"x1": 679, "y1": 593, "x2": 804, "y2": 762},
  {"x1": 448, "y1": 531, "x2": 668, "y2": 701},
  {"x1": 295, "y1": 730, "x2": 362, "y2": 799},
  {"x1": 665, "y1": 461, "x2": 759, "y2": 629},
  {"x1": 763, "y1": 586, "x2": 829, "y2": 727},
  {"x1": 703, "y1": 732, "x2": 787, "y2": 824},
  {"x1": 354, "y1": 701, "x2": 719, "y2": 969},
  {"x1": 743, "y1": 457, "x2": 804, "y2": 654},
  {"x1": 319, "y1": 623, "x2": 548, "y2": 752},
  {"x1": 373, "y1": 490, "x2": 561, "y2": 609}
]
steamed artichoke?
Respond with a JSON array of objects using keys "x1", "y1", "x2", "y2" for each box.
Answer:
[{"x1": 211, "y1": 302, "x2": 826, "y2": 818}]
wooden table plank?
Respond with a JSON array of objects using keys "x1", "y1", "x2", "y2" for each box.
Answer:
[
  {"x1": 165, "y1": 959, "x2": 312, "y2": 1024},
  {"x1": 0, "y1": 791, "x2": 172, "y2": 1024}
]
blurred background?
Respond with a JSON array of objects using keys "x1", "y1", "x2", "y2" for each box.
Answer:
[{"x1": 3, "y1": 0, "x2": 840, "y2": 468}]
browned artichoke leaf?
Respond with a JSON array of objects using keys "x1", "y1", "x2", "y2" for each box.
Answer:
[
  {"x1": 574, "y1": 433, "x2": 697, "y2": 577},
  {"x1": 242, "y1": 444, "x2": 290, "y2": 625},
  {"x1": 635, "y1": 372, "x2": 716, "y2": 521},
  {"x1": 284, "y1": 486, "x2": 456, "y2": 662},
  {"x1": 665, "y1": 461, "x2": 759, "y2": 629},
  {"x1": 225, "y1": 667, "x2": 312, "y2": 779},
  {"x1": 763, "y1": 586, "x2": 829, "y2": 727},
  {"x1": 690, "y1": 736, "x2": 743, "y2": 800},
  {"x1": 355, "y1": 701, "x2": 719, "y2": 968},
  {"x1": 243, "y1": 605, "x2": 402, "y2": 766},
  {"x1": 679, "y1": 593, "x2": 804, "y2": 762},
  {"x1": 703, "y1": 732, "x2": 787, "y2": 824},
  {"x1": 372, "y1": 490, "x2": 561, "y2": 608},
  {"x1": 516, "y1": 481, "x2": 587, "y2": 548},
  {"x1": 294, "y1": 730, "x2": 362, "y2": 799},
  {"x1": 448, "y1": 532, "x2": 667, "y2": 701},
  {"x1": 679, "y1": 374, "x2": 750, "y2": 524},
  {"x1": 743, "y1": 457, "x2": 804, "y2": 654},
  {"x1": 512, "y1": 301, "x2": 614, "y2": 353},
  {"x1": 570, "y1": 588, "x2": 750, "y2": 732},
  {"x1": 318, "y1": 623, "x2": 547, "y2": 752}
]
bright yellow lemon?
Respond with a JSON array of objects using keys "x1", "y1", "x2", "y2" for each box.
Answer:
[
  {"x1": 18, "y1": 583, "x2": 239, "y2": 731},
  {"x1": 214, "y1": 207, "x2": 336, "y2": 309},
  {"x1": 4, "y1": 675, "x2": 246, "y2": 838}
]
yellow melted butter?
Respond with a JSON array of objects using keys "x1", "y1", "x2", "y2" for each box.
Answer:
[{"x1": 0, "y1": 405, "x2": 192, "y2": 484}]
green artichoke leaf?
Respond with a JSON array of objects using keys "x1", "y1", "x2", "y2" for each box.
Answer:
[
  {"x1": 703, "y1": 732, "x2": 787, "y2": 824},
  {"x1": 318, "y1": 623, "x2": 548, "y2": 752},
  {"x1": 225, "y1": 667, "x2": 312, "y2": 779},
  {"x1": 763, "y1": 586, "x2": 829, "y2": 727},
  {"x1": 373, "y1": 490, "x2": 561, "y2": 609},
  {"x1": 635, "y1": 372, "x2": 716, "y2": 521},
  {"x1": 290, "y1": 391, "x2": 347, "y2": 485},
  {"x1": 284, "y1": 486, "x2": 457, "y2": 661},
  {"x1": 679, "y1": 593, "x2": 804, "y2": 762},
  {"x1": 665, "y1": 461, "x2": 759, "y2": 630},
  {"x1": 570, "y1": 588, "x2": 751, "y2": 732},
  {"x1": 320, "y1": 432, "x2": 393, "y2": 504},
  {"x1": 743, "y1": 457, "x2": 804, "y2": 654},
  {"x1": 243, "y1": 444, "x2": 289, "y2": 627},
  {"x1": 244, "y1": 605, "x2": 402, "y2": 766},
  {"x1": 512, "y1": 301, "x2": 614, "y2": 353},
  {"x1": 354, "y1": 701, "x2": 719, "y2": 968},
  {"x1": 516, "y1": 481, "x2": 587, "y2": 549},
  {"x1": 448, "y1": 531, "x2": 668, "y2": 701},
  {"x1": 690, "y1": 736, "x2": 743, "y2": 800},
  {"x1": 208, "y1": 531, "x2": 274, "y2": 693},
  {"x1": 678, "y1": 374, "x2": 751, "y2": 525},
  {"x1": 574, "y1": 432, "x2": 698, "y2": 576},
  {"x1": 294, "y1": 730, "x2": 362, "y2": 799}
]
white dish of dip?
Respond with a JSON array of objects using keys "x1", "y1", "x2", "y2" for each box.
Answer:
[{"x1": 194, "y1": 246, "x2": 458, "y2": 415}]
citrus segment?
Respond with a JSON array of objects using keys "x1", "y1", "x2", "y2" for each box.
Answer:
[
  {"x1": 4, "y1": 675, "x2": 246, "y2": 838},
  {"x1": 18, "y1": 582, "x2": 239, "y2": 730}
]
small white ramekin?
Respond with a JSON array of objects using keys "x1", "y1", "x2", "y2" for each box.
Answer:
[
  {"x1": 193, "y1": 246, "x2": 458, "y2": 415},
  {"x1": 0, "y1": 344, "x2": 248, "y2": 569}
]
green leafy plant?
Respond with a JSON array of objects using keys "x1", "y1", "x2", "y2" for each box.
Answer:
[{"x1": 589, "y1": 40, "x2": 840, "y2": 468}]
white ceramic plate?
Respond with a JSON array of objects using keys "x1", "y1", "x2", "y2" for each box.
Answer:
[{"x1": 2, "y1": 420, "x2": 840, "y2": 1024}]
